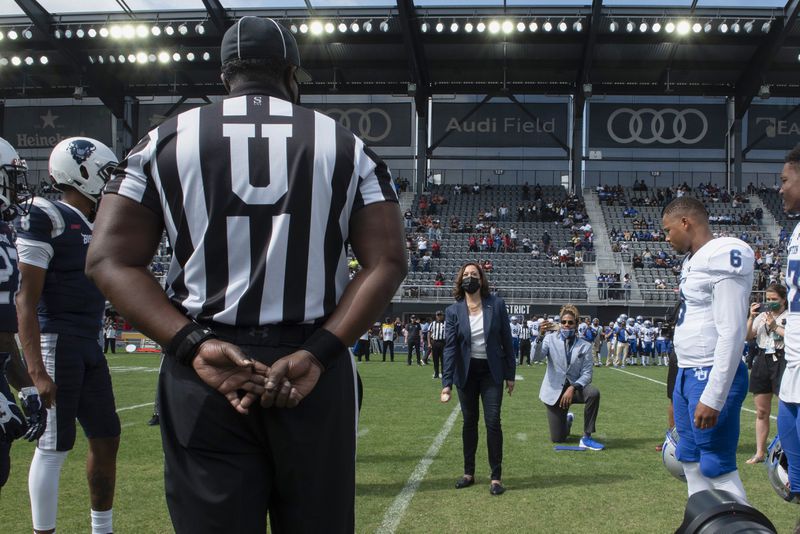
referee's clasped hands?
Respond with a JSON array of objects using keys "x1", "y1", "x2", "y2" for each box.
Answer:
[{"x1": 191, "y1": 338, "x2": 322, "y2": 414}]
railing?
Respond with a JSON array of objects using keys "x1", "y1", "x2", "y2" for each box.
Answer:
[{"x1": 396, "y1": 285, "x2": 589, "y2": 303}]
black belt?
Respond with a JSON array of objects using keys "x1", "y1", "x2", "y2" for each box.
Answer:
[{"x1": 198, "y1": 321, "x2": 321, "y2": 347}]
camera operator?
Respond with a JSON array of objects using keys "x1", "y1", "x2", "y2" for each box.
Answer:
[{"x1": 745, "y1": 283, "x2": 788, "y2": 465}]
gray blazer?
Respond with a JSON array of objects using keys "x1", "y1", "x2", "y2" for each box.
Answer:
[{"x1": 538, "y1": 333, "x2": 594, "y2": 406}]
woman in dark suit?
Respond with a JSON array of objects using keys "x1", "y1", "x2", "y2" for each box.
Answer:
[{"x1": 440, "y1": 262, "x2": 516, "y2": 495}]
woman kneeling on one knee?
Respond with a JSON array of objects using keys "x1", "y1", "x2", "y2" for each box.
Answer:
[{"x1": 539, "y1": 304, "x2": 604, "y2": 451}]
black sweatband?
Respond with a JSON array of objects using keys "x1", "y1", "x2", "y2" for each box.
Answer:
[
  {"x1": 301, "y1": 328, "x2": 346, "y2": 371},
  {"x1": 167, "y1": 322, "x2": 217, "y2": 366}
]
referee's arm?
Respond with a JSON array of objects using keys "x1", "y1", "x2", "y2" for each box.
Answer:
[{"x1": 87, "y1": 195, "x2": 267, "y2": 415}]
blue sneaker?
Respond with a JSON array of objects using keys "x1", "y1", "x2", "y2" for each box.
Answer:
[
  {"x1": 579, "y1": 437, "x2": 605, "y2": 451},
  {"x1": 566, "y1": 412, "x2": 574, "y2": 435}
]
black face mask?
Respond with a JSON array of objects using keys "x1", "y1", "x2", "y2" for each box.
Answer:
[{"x1": 462, "y1": 277, "x2": 481, "y2": 295}]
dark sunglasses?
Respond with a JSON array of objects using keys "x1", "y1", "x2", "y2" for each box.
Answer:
[{"x1": 561, "y1": 320, "x2": 576, "y2": 325}]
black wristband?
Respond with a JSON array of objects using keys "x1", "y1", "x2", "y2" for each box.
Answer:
[
  {"x1": 166, "y1": 322, "x2": 217, "y2": 366},
  {"x1": 572, "y1": 383, "x2": 583, "y2": 392},
  {"x1": 301, "y1": 328, "x2": 346, "y2": 371}
]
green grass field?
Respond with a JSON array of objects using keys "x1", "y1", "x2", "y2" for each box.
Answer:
[{"x1": 2, "y1": 352, "x2": 800, "y2": 533}]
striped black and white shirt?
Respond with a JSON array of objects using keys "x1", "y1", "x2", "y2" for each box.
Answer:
[
  {"x1": 430, "y1": 320, "x2": 446, "y2": 341},
  {"x1": 106, "y1": 90, "x2": 398, "y2": 326}
]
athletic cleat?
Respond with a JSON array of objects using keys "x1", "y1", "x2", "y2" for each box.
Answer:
[{"x1": 579, "y1": 437, "x2": 605, "y2": 451}]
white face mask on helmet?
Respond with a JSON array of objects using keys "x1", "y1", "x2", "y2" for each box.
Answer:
[
  {"x1": 0, "y1": 136, "x2": 28, "y2": 221},
  {"x1": 49, "y1": 137, "x2": 118, "y2": 205},
  {"x1": 767, "y1": 436, "x2": 800, "y2": 503},
  {"x1": 662, "y1": 427, "x2": 686, "y2": 482}
]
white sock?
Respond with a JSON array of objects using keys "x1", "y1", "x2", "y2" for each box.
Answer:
[
  {"x1": 682, "y1": 462, "x2": 713, "y2": 496},
  {"x1": 29, "y1": 448, "x2": 68, "y2": 531},
  {"x1": 710, "y1": 470, "x2": 748, "y2": 502},
  {"x1": 91, "y1": 508, "x2": 113, "y2": 534}
]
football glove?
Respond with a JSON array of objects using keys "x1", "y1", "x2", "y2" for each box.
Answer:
[
  {"x1": 19, "y1": 387, "x2": 47, "y2": 442},
  {"x1": 0, "y1": 390, "x2": 27, "y2": 443}
]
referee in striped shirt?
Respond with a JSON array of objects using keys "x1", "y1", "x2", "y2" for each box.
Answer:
[
  {"x1": 428, "y1": 311, "x2": 446, "y2": 379},
  {"x1": 86, "y1": 16, "x2": 406, "y2": 534}
]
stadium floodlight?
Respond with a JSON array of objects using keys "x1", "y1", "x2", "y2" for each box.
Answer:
[
  {"x1": 338, "y1": 22, "x2": 347, "y2": 33},
  {"x1": 609, "y1": 20, "x2": 618, "y2": 32},
  {"x1": 0, "y1": 57, "x2": 7, "y2": 66},
  {"x1": 363, "y1": 20, "x2": 373, "y2": 32},
  {"x1": 178, "y1": 23, "x2": 188, "y2": 35},
  {"x1": 108, "y1": 55, "x2": 115, "y2": 63},
  {"x1": 88, "y1": 55, "x2": 95, "y2": 64},
  {"x1": 677, "y1": 20, "x2": 690, "y2": 35},
  {"x1": 557, "y1": 20, "x2": 567, "y2": 32},
  {"x1": 88, "y1": 27, "x2": 97, "y2": 38},
  {"x1": 718, "y1": 21, "x2": 728, "y2": 33},
  {"x1": 202, "y1": 51, "x2": 211, "y2": 61},
  {"x1": 158, "y1": 51, "x2": 170, "y2": 63},
  {"x1": 118, "y1": 54, "x2": 125, "y2": 62},
  {"x1": 477, "y1": 21, "x2": 486, "y2": 33},
  {"x1": 310, "y1": 21, "x2": 323, "y2": 35},
  {"x1": 488, "y1": 20, "x2": 501, "y2": 34},
  {"x1": 502, "y1": 20, "x2": 514, "y2": 34},
  {"x1": 762, "y1": 20, "x2": 772, "y2": 33},
  {"x1": 451, "y1": 21, "x2": 459, "y2": 33},
  {"x1": 625, "y1": 20, "x2": 634, "y2": 33},
  {"x1": 23, "y1": 28, "x2": 33, "y2": 39},
  {"x1": 127, "y1": 53, "x2": 136, "y2": 63},
  {"x1": 435, "y1": 21, "x2": 444, "y2": 33},
  {"x1": 136, "y1": 52, "x2": 148, "y2": 64},
  {"x1": 99, "y1": 26, "x2": 109, "y2": 38},
  {"x1": 135, "y1": 24, "x2": 148, "y2": 38},
  {"x1": 299, "y1": 23, "x2": 309, "y2": 33},
  {"x1": 165, "y1": 24, "x2": 175, "y2": 35},
  {"x1": 186, "y1": 52, "x2": 195, "y2": 61},
  {"x1": 665, "y1": 21, "x2": 676, "y2": 33},
  {"x1": 196, "y1": 22, "x2": 205, "y2": 35},
  {"x1": 40, "y1": 55, "x2": 48, "y2": 64},
  {"x1": 325, "y1": 21, "x2": 335, "y2": 34},
  {"x1": 110, "y1": 25, "x2": 122, "y2": 39},
  {"x1": 704, "y1": 21, "x2": 712, "y2": 33},
  {"x1": 290, "y1": 23, "x2": 298, "y2": 33},
  {"x1": 148, "y1": 53, "x2": 156, "y2": 62},
  {"x1": 731, "y1": 20, "x2": 741, "y2": 33},
  {"x1": 529, "y1": 21, "x2": 538, "y2": 32},
  {"x1": 11, "y1": 56, "x2": 21, "y2": 66},
  {"x1": 380, "y1": 20, "x2": 390, "y2": 32},
  {"x1": 172, "y1": 52, "x2": 181, "y2": 61},
  {"x1": 151, "y1": 24, "x2": 161, "y2": 36},
  {"x1": 639, "y1": 21, "x2": 648, "y2": 33},
  {"x1": 122, "y1": 24, "x2": 135, "y2": 39},
  {"x1": 7, "y1": 29, "x2": 18, "y2": 40},
  {"x1": 517, "y1": 21, "x2": 525, "y2": 32},
  {"x1": 97, "y1": 55, "x2": 104, "y2": 64},
  {"x1": 692, "y1": 22, "x2": 701, "y2": 33},
  {"x1": 24, "y1": 56, "x2": 34, "y2": 65},
  {"x1": 543, "y1": 20, "x2": 553, "y2": 32},
  {"x1": 464, "y1": 21, "x2": 473, "y2": 32},
  {"x1": 573, "y1": 20, "x2": 583, "y2": 32},
  {"x1": 351, "y1": 21, "x2": 360, "y2": 32},
  {"x1": 652, "y1": 21, "x2": 662, "y2": 33},
  {"x1": 54, "y1": 28, "x2": 61, "y2": 39},
  {"x1": 744, "y1": 20, "x2": 754, "y2": 33},
  {"x1": 64, "y1": 28, "x2": 73, "y2": 39}
]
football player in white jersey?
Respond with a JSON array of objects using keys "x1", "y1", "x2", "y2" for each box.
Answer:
[
  {"x1": 662, "y1": 196, "x2": 753, "y2": 501},
  {"x1": 777, "y1": 145, "x2": 800, "y2": 500},
  {"x1": 641, "y1": 320, "x2": 655, "y2": 366}
]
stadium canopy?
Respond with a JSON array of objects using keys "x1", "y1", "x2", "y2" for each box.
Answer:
[{"x1": 0, "y1": 0, "x2": 799, "y2": 120}]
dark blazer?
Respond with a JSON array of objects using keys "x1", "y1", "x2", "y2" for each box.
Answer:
[{"x1": 442, "y1": 294, "x2": 516, "y2": 389}]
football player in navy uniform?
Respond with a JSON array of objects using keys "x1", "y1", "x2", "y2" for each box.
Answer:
[
  {"x1": 0, "y1": 137, "x2": 47, "y2": 490},
  {"x1": 16, "y1": 137, "x2": 120, "y2": 534},
  {"x1": 662, "y1": 196, "x2": 753, "y2": 501}
]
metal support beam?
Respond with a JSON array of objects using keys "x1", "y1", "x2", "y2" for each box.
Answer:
[
  {"x1": 733, "y1": 118, "x2": 743, "y2": 191},
  {"x1": 657, "y1": 0, "x2": 698, "y2": 89},
  {"x1": 202, "y1": 0, "x2": 231, "y2": 34},
  {"x1": 572, "y1": 0, "x2": 602, "y2": 194},
  {"x1": 397, "y1": 0, "x2": 432, "y2": 118},
  {"x1": 14, "y1": 0, "x2": 126, "y2": 118},
  {"x1": 735, "y1": 0, "x2": 800, "y2": 120}
]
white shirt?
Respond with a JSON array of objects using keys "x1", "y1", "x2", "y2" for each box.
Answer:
[
  {"x1": 469, "y1": 311, "x2": 487, "y2": 360},
  {"x1": 530, "y1": 320, "x2": 540, "y2": 338},
  {"x1": 674, "y1": 237, "x2": 754, "y2": 411},
  {"x1": 752, "y1": 311, "x2": 787, "y2": 354},
  {"x1": 781, "y1": 223, "x2": 800, "y2": 402},
  {"x1": 642, "y1": 327, "x2": 655, "y2": 343},
  {"x1": 510, "y1": 322, "x2": 521, "y2": 338}
]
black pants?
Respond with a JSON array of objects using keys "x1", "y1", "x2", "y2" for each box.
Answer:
[
  {"x1": 382, "y1": 340, "x2": 394, "y2": 361},
  {"x1": 545, "y1": 384, "x2": 600, "y2": 442},
  {"x1": 355, "y1": 339, "x2": 369, "y2": 362},
  {"x1": 407, "y1": 339, "x2": 421, "y2": 365},
  {"x1": 431, "y1": 340, "x2": 445, "y2": 378},
  {"x1": 456, "y1": 358, "x2": 504, "y2": 480},
  {"x1": 104, "y1": 336, "x2": 116, "y2": 353},
  {"x1": 519, "y1": 339, "x2": 531, "y2": 365},
  {"x1": 159, "y1": 324, "x2": 357, "y2": 534}
]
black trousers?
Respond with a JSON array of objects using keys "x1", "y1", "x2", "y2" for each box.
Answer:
[
  {"x1": 159, "y1": 324, "x2": 357, "y2": 534},
  {"x1": 545, "y1": 384, "x2": 600, "y2": 443},
  {"x1": 103, "y1": 336, "x2": 116, "y2": 353},
  {"x1": 519, "y1": 339, "x2": 531, "y2": 365},
  {"x1": 456, "y1": 358, "x2": 504, "y2": 480},
  {"x1": 431, "y1": 340, "x2": 445, "y2": 377},
  {"x1": 382, "y1": 340, "x2": 394, "y2": 361},
  {"x1": 407, "y1": 338, "x2": 421, "y2": 365}
]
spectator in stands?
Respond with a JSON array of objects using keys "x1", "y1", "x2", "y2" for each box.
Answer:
[
  {"x1": 434, "y1": 272, "x2": 445, "y2": 287},
  {"x1": 468, "y1": 235, "x2": 478, "y2": 253},
  {"x1": 404, "y1": 209, "x2": 413, "y2": 231},
  {"x1": 410, "y1": 253, "x2": 419, "y2": 273},
  {"x1": 431, "y1": 240, "x2": 441, "y2": 258},
  {"x1": 454, "y1": 184, "x2": 462, "y2": 194},
  {"x1": 472, "y1": 183, "x2": 481, "y2": 194},
  {"x1": 655, "y1": 278, "x2": 667, "y2": 290},
  {"x1": 483, "y1": 259, "x2": 493, "y2": 273},
  {"x1": 521, "y1": 237, "x2": 532, "y2": 253},
  {"x1": 530, "y1": 243, "x2": 540, "y2": 258},
  {"x1": 632, "y1": 254, "x2": 643, "y2": 269},
  {"x1": 623, "y1": 207, "x2": 638, "y2": 218},
  {"x1": 643, "y1": 249, "x2": 653, "y2": 267},
  {"x1": 498, "y1": 203, "x2": 509, "y2": 221},
  {"x1": 542, "y1": 231, "x2": 552, "y2": 254},
  {"x1": 421, "y1": 254, "x2": 432, "y2": 272}
]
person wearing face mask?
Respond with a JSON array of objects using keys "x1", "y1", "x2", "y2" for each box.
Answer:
[
  {"x1": 440, "y1": 262, "x2": 516, "y2": 495},
  {"x1": 538, "y1": 304, "x2": 604, "y2": 450},
  {"x1": 745, "y1": 283, "x2": 788, "y2": 464}
]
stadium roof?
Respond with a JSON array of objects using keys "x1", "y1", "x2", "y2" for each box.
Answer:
[{"x1": 0, "y1": 0, "x2": 798, "y2": 119}]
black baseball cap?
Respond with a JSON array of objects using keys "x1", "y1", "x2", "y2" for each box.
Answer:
[{"x1": 220, "y1": 16, "x2": 311, "y2": 82}]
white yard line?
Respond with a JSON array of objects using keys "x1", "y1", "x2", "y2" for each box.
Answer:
[
  {"x1": 376, "y1": 405, "x2": 460, "y2": 534},
  {"x1": 116, "y1": 402, "x2": 154, "y2": 413},
  {"x1": 611, "y1": 367, "x2": 776, "y2": 421}
]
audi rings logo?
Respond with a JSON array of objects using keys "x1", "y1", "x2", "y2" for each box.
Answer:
[
  {"x1": 607, "y1": 108, "x2": 708, "y2": 145},
  {"x1": 323, "y1": 107, "x2": 393, "y2": 143}
]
